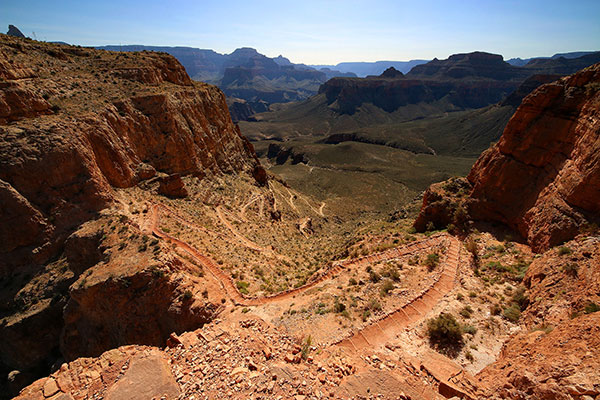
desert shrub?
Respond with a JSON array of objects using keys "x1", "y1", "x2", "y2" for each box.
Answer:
[
  {"x1": 584, "y1": 302, "x2": 600, "y2": 314},
  {"x1": 362, "y1": 309, "x2": 371, "y2": 321},
  {"x1": 464, "y1": 350, "x2": 474, "y2": 362},
  {"x1": 182, "y1": 290, "x2": 193, "y2": 300},
  {"x1": 462, "y1": 324, "x2": 477, "y2": 335},
  {"x1": 333, "y1": 300, "x2": 346, "y2": 313},
  {"x1": 369, "y1": 270, "x2": 381, "y2": 283},
  {"x1": 457, "y1": 293, "x2": 464, "y2": 301},
  {"x1": 380, "y1": 279, "x2": 395, "y2": 296},
  {"x1": 381, "y1": 265, "x2": 400, "y2": 281},
  {"x1": 465, "y1": 236, "x2": 478, "y2": 267},
  {"x1": 427, "y1": 313, "x2": 463, "y2": 349},
  {"x1": 511, "y1": 287, "x2": 529, "y2": 311},
  {"x1": 349, "y1": 277, "x2": 358, "y2": 286},
  {"x1": 236, "y1": 280, "x2": 250, "y2": 295},
  {"x1": 424, "y1": 253, "x2": 440, "y2": 271},
  {"x1": 301, "y1": 335, "x2": 312, "y2": 360},
  {"x1": 503, "y1": 304, "x2": 521, "y2": 322},
  {"x1": 366, "y1": 298, "x2": 382, "y2": 311},
  {"x1": 558, "y1": 246, "x2": 572, "y2": 256},
  {"x1": 563, "y1": 263, "x2": 578, "y2": 277},
  {"x1": 490, "y1": 304, "x2": 502, "y2": 316},
  {"x1": 459, "y1": 305, "x2": 473, "y2": 318}
]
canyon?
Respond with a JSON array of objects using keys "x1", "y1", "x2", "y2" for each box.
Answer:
[{"x1": 1, "y1": 31, "x2": 599, "y2": 400}]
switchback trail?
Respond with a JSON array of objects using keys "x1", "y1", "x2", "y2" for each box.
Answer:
[
  {"x1": 335, "y1": 236, "x2": 463, "y2": 350},
  {"x1": 146, "y1": 204, "x2": 454, "y2": 309}
]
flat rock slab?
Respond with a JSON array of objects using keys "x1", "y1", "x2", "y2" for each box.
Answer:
[
  {"x1": 335, "y1": 370, "x2": 419, "y2": 399},
  {"x1": 106, "y1": 351, "x2": 179, "y2": 400}
]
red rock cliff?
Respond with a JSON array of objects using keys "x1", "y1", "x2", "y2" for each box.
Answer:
[
  {"x1": 467, "y1": 62, "x2": 600, "y2": 251},
  {"x1": 0, "y1": 34, "x2": 262, "y2": 269},
  {"x1": 0, "y1": 34, "x2": 263, "y2": 395}
]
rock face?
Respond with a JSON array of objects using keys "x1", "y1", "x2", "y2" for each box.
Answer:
[
  {"x1": 415, "y1": 63, "x2": 600, "y2": 251},
  {"x1": 95, "y1": 45, "x2": 354, "y2": 107},
  {"x1": 477, "y1": 313, "x2": 600, "y2": 399},
  {"x1": 476, "y1": 237, "x2": 600, "y2": 399},
  {"x1": 407, "y1": 51, "x2": 520, "y2": 80},
  {"x1": 60, "y1": 256, "x2": 217, "y2": 360},
  {"x1": 0, "y1": 34, "x2": 262, "y2": 396},
  {"x1": 320, "y1": 51, "x2": 600, "y2": 115},
  {"x1": 0, "y1": 33, "x2": 262, "y2": 269},
  {"x1": 467, "y1": 63, "x2": 600, "y2": 251},
  {"x1": 226, "y1": 97, "x2": 269, "y2": 122},
  {"x1": 158, "y1": 174, "x2": 188, "y2": 198}
]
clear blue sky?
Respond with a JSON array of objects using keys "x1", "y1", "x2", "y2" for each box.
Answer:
[{"x1": 2, "y1": 0, "x2": 599, "y2": 64}]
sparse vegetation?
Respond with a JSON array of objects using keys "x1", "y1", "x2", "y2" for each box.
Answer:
[
  {"x1": 558, "y1": 246, "x2": 572, "y2": 256},
  {"x1": 502, "y1": 304, "x2": 521, "y2": 322},
  {"x1": 236, "y1": 280, "x2": 250, "y2": 295},
  {"x1": 584, "y1": 302, "x2": 600, "y2": 314},
  {"x1": 424, "y1": 253, "x2": 440, "y2": 271},
  {"x1": 380, "y1": 279, "x2": 395, "y2": 296},
  {"x1": 301, "y1": 335, "x2": 312, "y2": 360},
  {"x1": 427, "y1": 313, "x2": 464, "y2": 355}
]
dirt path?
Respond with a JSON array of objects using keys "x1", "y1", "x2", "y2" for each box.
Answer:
[
  {"x1": 335, "y1": 236, "x2": 463, "y2": 350},
  {"x1": 216, "y1": 206, "x2": 266, "y2": 253},
  {"x1": 147, "y1": 204, "x2": 452, "y2": 310},
  {"x1": 318, "y1": 201, "x2": 326, "y2": 217},
  {"x1": 240, "y1": 194, "x2": 260, "y2": 222}
]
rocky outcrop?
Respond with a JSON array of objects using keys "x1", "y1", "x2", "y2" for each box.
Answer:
[
  {"x1": 415, "y1": 63, "x2": 600, "y2": 251},
  {"x1": 226, "y1": 97, "x2": 269, "y2": 122},
  {"x1": 407, "y1": 52, "x2": 521, "y2": 80},
  {"x1": 0, "y1": 34, "x2": 263, "y2": 269},
  {"x1": 320, "y1": 51, "x2": 600, "y2": 115},
  {"x1": 500, "y1": 74, "x2": 562, "y2": 107},
  {"x1": 521, "y1": 236, "x2": 600, "y2": 327},
  {"x1": 379, "y1": 67, "x2": 403, "y2": 78},
  {"x1": 158, "y1": 174, "x2": 188, "y2": 198},
  {"x1": 266, "y1": 143, "x2": 309, "y2": 165},
  {"x1": 6, "y1": 25, "x2": 25, "y2": 38},
  {"x1": 476, "y1": 235, "x2": 600, "y2": 399},
  {"x1": 477, "y1": 312, "x2": 600, "y2": 399},
  {"x1": 467, "y1": 63, "x2": 600, "y2": 251},
  {"x1": 0, "y1": 34, "x2": 263, "y2": 395},
  {"x1": 61, "y1": 256, "x2": 218, "y2": 360},
  {"x1": 412, "y1": 178, "x2": 472, "y2": 232}
]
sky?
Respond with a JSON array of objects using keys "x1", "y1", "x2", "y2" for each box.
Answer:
[{"x1": 2, "y1": 0, "x2": 600, "y2": 65}]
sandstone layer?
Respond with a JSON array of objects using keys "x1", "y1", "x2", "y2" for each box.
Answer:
[
  {"x1": 0, "y1": 33, "x2": 262, "y2": 396},
  {"x1": 467, "y1": 62, "x2": 600, "y2": 251},
  {"x1": 415, "y1": 63, "x2": 600, "y2": 251}
]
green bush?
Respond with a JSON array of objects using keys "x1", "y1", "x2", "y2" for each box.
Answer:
[
  {"x1": 459, "y1": 305, "x2": 473, "y2": 318},
  {"x1": 558, "y1": 246, "x2": 572, "y2": 256},
  {"x1": 584, "y1": 302, "x2": 600, "y2": 314},
  {"x1": 424, "y1": 253, "x2": 440, "y2": 271},
  {"x1": 334, "y1": 300, "x2": 346, "y2": 313},
  {"x1": 380, "y1": 279, "x2": 395, "y2": 296},
  {"x1": 236, "y1": 280, "x2": 250, "y2": 295},
  {"x1": 503, "y1": 304, "x2": 521, "y2": 322},
  {"x1": 426, "y1": 313, "x2": 463, "y2": 349}
]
